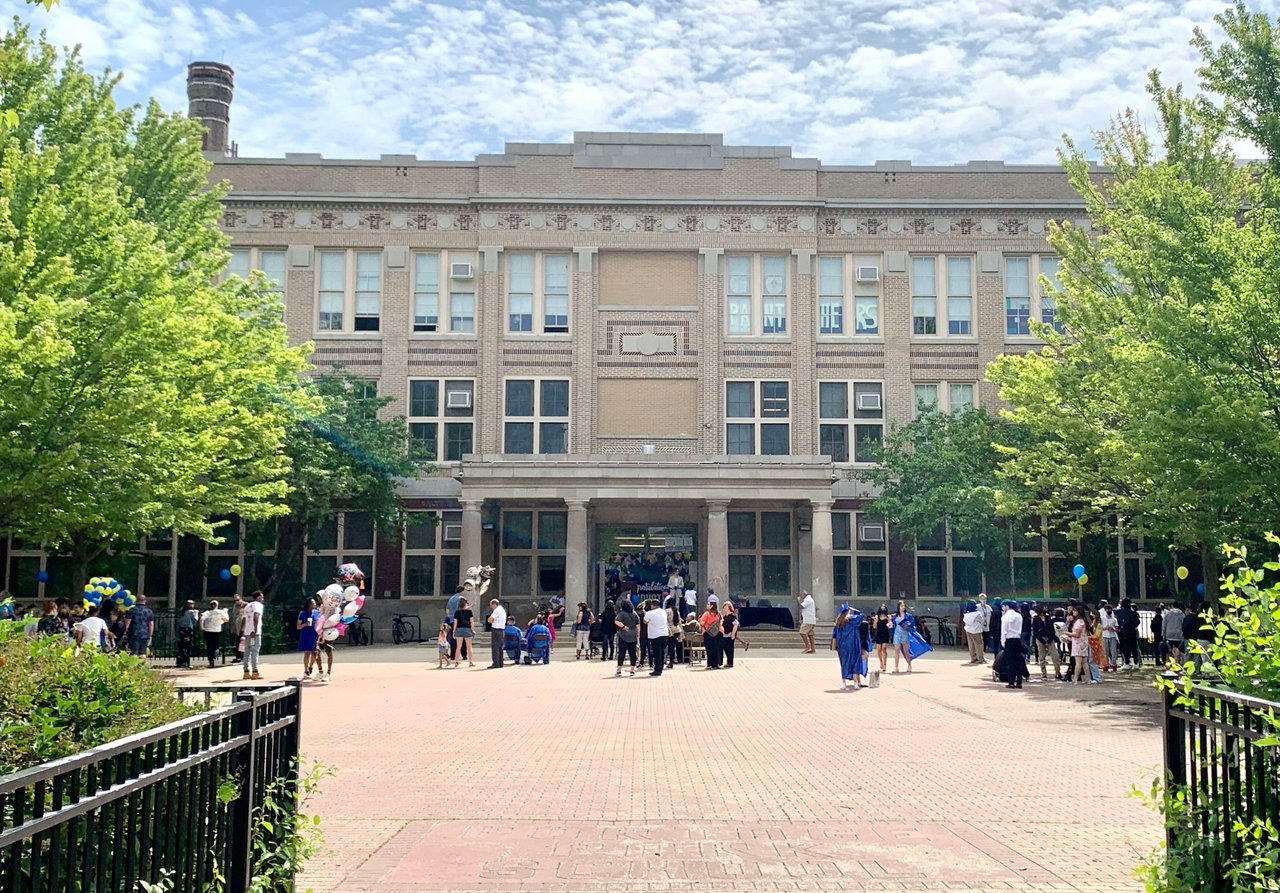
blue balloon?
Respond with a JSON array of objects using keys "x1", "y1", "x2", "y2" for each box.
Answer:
[
  {"x1": 1072, "y1": 564, "x2": 1086, "y2": 580},
  {"x1": 1196, "y1": 583, "x2": 1205, "y2": 595},
  {"x1": 36, "y1": 570, "x2": 48, "y2": 582},
  {"x1": 220, "y1": 568, "x2": 232, "y2": 581}
]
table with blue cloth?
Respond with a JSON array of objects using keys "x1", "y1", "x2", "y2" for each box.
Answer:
[{"x1": 738, "y1": 606, "x2": 795, "y2": 629}]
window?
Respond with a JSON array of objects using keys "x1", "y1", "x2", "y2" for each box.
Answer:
[
  {"x1": 414, "y1": 252, "x2": 477, "y2": 334},
  {"x1": 728, "y1": 511, "x2": 792, "y2": 599},
  {"x1": 500, "y1": 509, "x2": 567, "y2": 602},
  {"x1": 403, "y1": 511, "x2": 462, "y2": 598},
  {"x1": 946, "y1": 257, "x2": 972, "y2": 335},
  {"x1": 725, "y1": 255, "x2": 789, "y2": 336},
  {"x1": 911, "y1": 256, "x2": 936, "y2": 334},
  {"x1": 304, "y1": 511, "x2": 375, "y2": 595},
  {"x1": 725, "y1": 380, "x2": 789, "y2": 455},
  {"x1": 507, "y1": 252, "x2": 571, "y2": 335},
  {"x1": 408, "y1": 379, "x2": 475, "y2": 462},
  {"x1": 913, "y1": 381, "x2": 976, "y2": 415},
  {"x1": 1040, "y1": 256, "x2": 1063, "y2": 333},
  {"x1": 817, "y1": 254, "x2": 880, "y2": 337},
  {"x1": 317, "y1": 249, "x2": 382, "y2": 333},
  {"x1": 1005, "y1": 256, "x2": 1031, "y2": 335},
  {"x1": 503, "y1": 379, "x2": 569, "y2": 454},
  {"x1": 832, "y1": 512, "x2": 889, "y2": 598},
  {"x1": 818, "y1": 381, "x2": 882, "y2": 463},
  {"x1": 226, "y1": 248, "x2": 285, "y2": 300},
  {"x1": 914, "y1": 522, "x2": 980, "y2": 599}
]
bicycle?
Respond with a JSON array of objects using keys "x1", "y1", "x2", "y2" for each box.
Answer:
[
  {"x1": 346, "y1": 616, "x2": 372, "y2": 647},
  {"x1": 391, "y1": 612, "x2": 421, "y2": 645}
]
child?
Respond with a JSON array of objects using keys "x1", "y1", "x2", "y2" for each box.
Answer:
[{"x1": 436, "y1": 622, "x2": 450, "y2": 668}]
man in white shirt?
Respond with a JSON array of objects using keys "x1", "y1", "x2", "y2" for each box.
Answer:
[
  {"x1": 642, "y1": 599, "x2": 670, "y2": 676},
  {"x1": 797, "y1": 590, "x2": 817, "y2": 653},
  {"x1": 962, "y1": 601, "x2": 987, "y2": 664},
  {"x1": 682, "y1": 584, "x2": 697, "y2": 619},
  {"x1": 76, "y1": 605, "x2": 112, "y2": 650},
  {"x1": 242, "y1": 590, "x2": 265, "y2": 681},
  {"x1": 1000, "y1": 601, "x2": 1028, "y2": 688},
  {"x1": 487, "y1": 598, "x2": 508, "y2": 669}
]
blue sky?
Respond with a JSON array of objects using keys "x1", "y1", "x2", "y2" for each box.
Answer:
[{"x1": 6, "y1": 0, "x2": 1277, "y2": 163}]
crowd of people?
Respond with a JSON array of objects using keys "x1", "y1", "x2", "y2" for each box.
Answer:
[{"x1": 8, "y1": 595, "x2": 157, "y2": 656}]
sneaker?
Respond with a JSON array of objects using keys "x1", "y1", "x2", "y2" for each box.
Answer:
[
  {"x1": 1088, "y1": 679, "x2": 1101, "y2": 685},
  {"x1": 629, "y1": 668, "x2": 636, "y2": 676},
  {"x1": 614, "y1": 668, "x2": 622, "y2": 677}
]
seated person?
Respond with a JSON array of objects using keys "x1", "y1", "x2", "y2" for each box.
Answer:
[
  {"x1": 504, "y1": 619, "x2": 524, "y2": 663},
  {"x1": 526, "y1": 616, "x2": 552, "y2": 664}
]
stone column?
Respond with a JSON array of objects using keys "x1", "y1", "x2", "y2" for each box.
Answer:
[
  {"x1": 810, "y1": 498, "x2": 835, "y2": 621},
  {"x1": 461, "y1": 499, "x2": 484, "y2": 575},
  {"x1": 565, "y1": 499, "x2": 590, "y2": 605},
  {"x1": 706, "y1": 499, "x2": 730, "y2": 599}
]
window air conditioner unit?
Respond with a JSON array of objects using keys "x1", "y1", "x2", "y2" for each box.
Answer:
[
  {"x1": 445, "y1": 390, "x2": 472, "y2": 409},
  {"x1": 856, "y1": 393, "x2": 882, "y2": 411},
  {"x1": 860, "y1": 523, "x2": 886, "y2": 543},
  {"x1": 443, "y1": 523, "x2": 463, "y2": 541},
  {"x1": 450, "y1": 262, "x2": 474, "y2": 279},
  {"x1": 856, "y1": 265, "x2": 880, "y2": 282}
]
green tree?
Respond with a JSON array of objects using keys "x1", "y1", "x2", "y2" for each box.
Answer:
[
  {"x1": 0, "y1": 27, "x2": 312, "y2": 587},
  {"x1": 253, "y1": 367, "x2": 432, "y2": 599},
  {"x1": 987, "y1": 6, "x2": 1280, "y2": 581},
  {"x1": 854, "y1": 406, "x2": 1034, "y2": 593}
]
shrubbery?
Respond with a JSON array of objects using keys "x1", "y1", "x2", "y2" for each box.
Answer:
[{"x1": 0, "y1": 622, "x2": 192, "y2": 774}]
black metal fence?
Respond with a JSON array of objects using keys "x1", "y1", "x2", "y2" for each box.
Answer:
[
  {"x1": 1161, "y1": 677, "x2": 1280, "y2": 890},
  {"x1": 0, "y1": 681, "x2": 302, "y2": 893}
]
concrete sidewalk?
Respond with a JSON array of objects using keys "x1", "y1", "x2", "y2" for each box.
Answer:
[{"x1": 179, "y1": 646, "x2": 1164, "y2": 892}]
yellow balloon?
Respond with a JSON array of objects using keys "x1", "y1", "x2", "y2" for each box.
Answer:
[
  {"x1": 230, "y1": 564, "x2": 242, "y2": 577},
  {"x1": 1176, "y1": 566, "x2": 1189, "y2": 580},
  {"x1": 1078, "y1": 573, "x2": 1089, "y2": 586}
]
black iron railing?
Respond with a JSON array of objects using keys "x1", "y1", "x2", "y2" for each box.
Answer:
[
  {"x1": 1161, "y1": 676, "x2": 1280, "y2": 890},
  {"x1": 0, "y1": 681, "x2": 301, "y2": 893}
]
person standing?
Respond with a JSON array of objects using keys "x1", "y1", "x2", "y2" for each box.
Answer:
[
  {"x1": 445, "y1": 585, "x2": 464, "y2": 662},
  {"x1": 999, "y1": 601, "x2": 1028, "y2": 689},
  {"x1": 200, "y1": 600, "x2": 229, "y2": 669},
  {"x1": 664, "y1": 596, "x2": 683, "y2": 668},
  {"x1": 296, "y1": 598, "x2": 321, "y2": 679},
  {"x1": 614, "y1": 599, "x2": 640, "y2": 677},
  {"x1": 1032, "y1": 604, "x2": 1062, "y2": 681},
  {"x1": 75, "y1": 605, "x2": 112, "y2": 649},
  {"x1": 976, "y1": 593, "x2": 993, "y2": 653},
  {"x1": 124, "y1": 594, "x2": 155, "y2": 658},
  {"x1": 832, "y1": 603, "x2": 871, "y2": 690},
  {"x1": 1152, "y1": 603, "x2": 1166, "y2": 664},
  {"x1": 700, "y1": 597, "x2": 724, "y2": 669},
  {"x1": 572, "y1": 602, "x2": 593, "y2": 660},
  {"x1": 682, "y1": 582, "x2": 697, "y2": 620},
  {"x1": 871, "y1": 606, "x2": 891, "y2": 672},
  {"x1": 961, "y1": 601, "x2": 985, "y2": 664},
  {"x1": 890, "y1": 600, "x2": 915, "y2": 673},
  {"x1": 241, "y1": 591, "x2": 265, "y2": 681},
  {"x1": 599, "y1": 599, "x2": 617, "y2": 662},
  {"x1": 666, "y1": 567, "x2": 685, "y2": 605},
  {"x1": 1068, "y1": 605, "x2": 1090, "y2": 683},
  {"x1": 176, "y1": 600, "x2": 199, "y2": 668},
  {"x1": 230, "y1": 594, "x2": 246, "y2": 664},
  {"x1": 1162, "y1": 603, "x2": 1186, "y2": 664},
  {"x1": 797, "y1": 589, "x2": 817, "y2": 653},
  {"x1": 452, "y1": 596, "x2": 476, "y2": 668},
  {"x1": 721, "y1": 600, "x2": 741, "y2": 669},
  {"x1": 1100, "y1": 603, "x2": 1120, "y2": 671},
  {"x1": 642, "y1": 599, "x2": 669, "y2": 677},
  {"x1": 1116, "y1": 598, "x2": 1141, "y2": 669},
  {"x1": 487, "y1": 598, "x2": 507, "y2": 669}
]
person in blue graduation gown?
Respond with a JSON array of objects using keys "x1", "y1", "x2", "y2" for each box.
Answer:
[{"x1": 832, "y1": 603, "x2": 872, "y2": 690}]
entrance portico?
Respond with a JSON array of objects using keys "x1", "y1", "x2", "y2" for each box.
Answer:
[{"x1": 458, "y1": 454, "x2": 838, "y2": 619}]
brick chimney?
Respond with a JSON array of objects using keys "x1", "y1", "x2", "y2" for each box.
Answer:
[{"x1": 186, "y1": 61, "x2": 235, "y2": 156}]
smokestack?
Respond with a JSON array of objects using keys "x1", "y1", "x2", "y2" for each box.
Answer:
[{"x1": 186, "y1": 61, "x2": 235, "y2": 156}]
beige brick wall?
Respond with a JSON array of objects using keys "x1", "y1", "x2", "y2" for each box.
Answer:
[
  {"x1": 597, "y1": 379, "x2": 698, "y2": 436},
  {"x1": 599, "y1": 250, "x2": 697, "y2": 306}
]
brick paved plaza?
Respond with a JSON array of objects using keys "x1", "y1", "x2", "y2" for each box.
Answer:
[{"x1": 190, "y1": 646, "x2": 1164, "y2": 893}]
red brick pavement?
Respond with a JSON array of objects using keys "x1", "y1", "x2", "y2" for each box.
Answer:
[{"x1": 185, "y1": 647, "x2": 1163, "y2": 892}]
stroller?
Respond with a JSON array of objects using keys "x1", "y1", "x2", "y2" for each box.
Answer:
[{"x1": 588, "y1": 620, "x2": 605, "y2": 658}]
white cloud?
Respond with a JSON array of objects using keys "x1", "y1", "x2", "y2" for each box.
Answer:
[{"x1": 2, "y1": 0, "x2": 1278, "y2": 164}]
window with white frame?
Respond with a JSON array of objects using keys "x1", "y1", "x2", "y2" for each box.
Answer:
[
  {"x1": 404, "y1": 510, "x2": 462, "y2": 598},
  {"x1": 408, "y1": 379, "x2": 475, "y2": 462},
  {"x1": 818, "y1": 381, "x2": 882, "y2": 463},
  {"x1": 832, "y1": 512, "x2": 889, "y2": 598},
  {"x1": 1005, "y1": 255, "x2": 1062, "y2": 337},
  {"x1": 914, "y1": 255, "x2": 973, "y2": 337},
  {"x1": 912, "y1": 381, "x2": 976, "y2": 416},
  {"x1": 817, "y1": 255, "x2": 881, "y2": 336},
  {"x1": 499, "y1": 510, "x2": 567, "y2": 603},
  {"x1": 725, "y1": 255, "x2": 789, "y2": 336},
  {"x1": 946, "y1": 256, "x2": 973, "y2": 335},
  {"x1": 725, "y1": 380, "x2": 790, "y2": 455},
  {"x1": 414, "y1": 251, "x2": 476, "y2": 334},
  {"x1": 503, "y1": 379, "x2": 569, "y2": 454},
  {"x1": 226, "y1": 248, "x2": 286, "y2": 301},
  {"x1": 305, "y1": 511, "x2": 376, "y2": 591},
  {"x1": 507, "y1": 252, "x2": 571, "y2": 335},
  {"x1": 317, "y1": 249, "x2": 382, "y2": 332},
  {"x1": 911, "y1": 256, "x2": 937, "y2": 335},
  {"x1": 728, "y1": 510, "x2": 792, "y2": 600}
]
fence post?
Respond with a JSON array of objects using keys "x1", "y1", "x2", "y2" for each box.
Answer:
[
  {"x1": 227, "y1": 690, "x2": 259, "y2": 893},
  {"x1": 287, "y1": 677, "x2": 303, "y2": 804},
  {"x1": 1161, "y1": 672, "x2": 1186, "y2": 851}
]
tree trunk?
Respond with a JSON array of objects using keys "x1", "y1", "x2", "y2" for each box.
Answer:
[
  {"x1": 69, "y1": 534, "x2": 105, "y2": 601},
  {"x1": 1199, "y1": 541, "x2": 1219, "y2": 606}
]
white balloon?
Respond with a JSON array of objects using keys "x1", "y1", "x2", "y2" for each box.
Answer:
[
  {"x1": 322, "y1": 627, "x2": 339, "y2": 642},
  {"x1": 342, "y1": 585, "x2": 360, "y2": 600},
  {"x1": 324, "y1": 583, "x2": 344, "y2": 598},
  {"x1": 325, "y1": 611, "x2": 341, "y2": 627}
]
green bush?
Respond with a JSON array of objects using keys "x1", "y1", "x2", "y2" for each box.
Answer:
[{"x1": 0, "y1": 621, "x2": 193, "y2": 774}]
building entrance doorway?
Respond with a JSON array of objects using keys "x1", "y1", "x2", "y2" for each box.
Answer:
[{"x1": 595, "y1": 525, "x2": 698, "y2": 611}]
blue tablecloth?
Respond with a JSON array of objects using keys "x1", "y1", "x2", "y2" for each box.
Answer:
[{"x1": 739, "y1": 606, "x2": 795, "y2": 629}]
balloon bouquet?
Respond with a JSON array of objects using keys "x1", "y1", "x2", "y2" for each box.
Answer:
[
  {"x1": 83, "y1": 576, "x2": 136, "y2": 614},
  {"x1": 463, "y1": 565, "x2": 496, "y2": 599},
  {"x1": 317, "y1": 563, "x2": 367, "y2": 642}
]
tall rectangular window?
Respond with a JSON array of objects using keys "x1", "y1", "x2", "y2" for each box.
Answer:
[
  {"x1": 725, "y1": 381, "x2": 789, "y2": 455},
  {"x1": 818, "y1": 381, "x2": 882, "y2": 463},
  {"x1": 854, "y1": 255, "x2": 880, "y2": 335},
  {"x1": 508, "y1": 253, "x2": 534, "y2": 332},
  {"x1": 818, "y1": 381, "x2": 850, "y2": 462},
  {"x1": 1040, "y1": 256, "x2": 1063, "y2": 333},
  {"x1": 413, "y1": 252, "x2": 440, "y2": 332},
  {"x1": 762, "y1": 256, "x2": 787, "y2": 334},
  {"x1": 946, "y1": 256, "x2": 972, "y2": 335},
  {"x1": 949, "y1": 383, "x2": 975, "y2": 412},
  {"x1": 913, "y1": 384, "x2": 939, "y2": 417},
  {"x1": 258, "y1": 250, "x2": 285, "y2": 297},
  {"x1": 543, "y1": 254, "x2": 570, "y2": 333},
  {"x1": 504, "y1": 379, "x2": 570, "y2": 454},
  {"x1": 408, "y1": 379, "x2": 474, "y2": 462},
  {"x1": 354, "y1": 251, "x2": 381, "y2": 331},
  {"x1": 403, "y1": 510, "x2": 463, "y2": 597},
  {"x1": 728, "y1": 510, "x2": 793, "y2": 599},
  {"x1": 818, "y1": 256, "x2": 844, "y2": 335},
  {"x1": 318, "y1": 250, "x2": 345, "y2": 331},
  {"x1": 1005, "y1": 257, "x2": 1031, "y2": 335},
  {"x1": 727, "y1": 256, "x2": 752, "y2": 334},
  {"x1": 912, "y1": 256, "x2": 937, "y2": 334},
  {"x1": 726, "y1": 255, "x2": 788, "y2": 337},
  {"x1": 508, "y1": 252, "x2": 571, "y2": 335}
]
